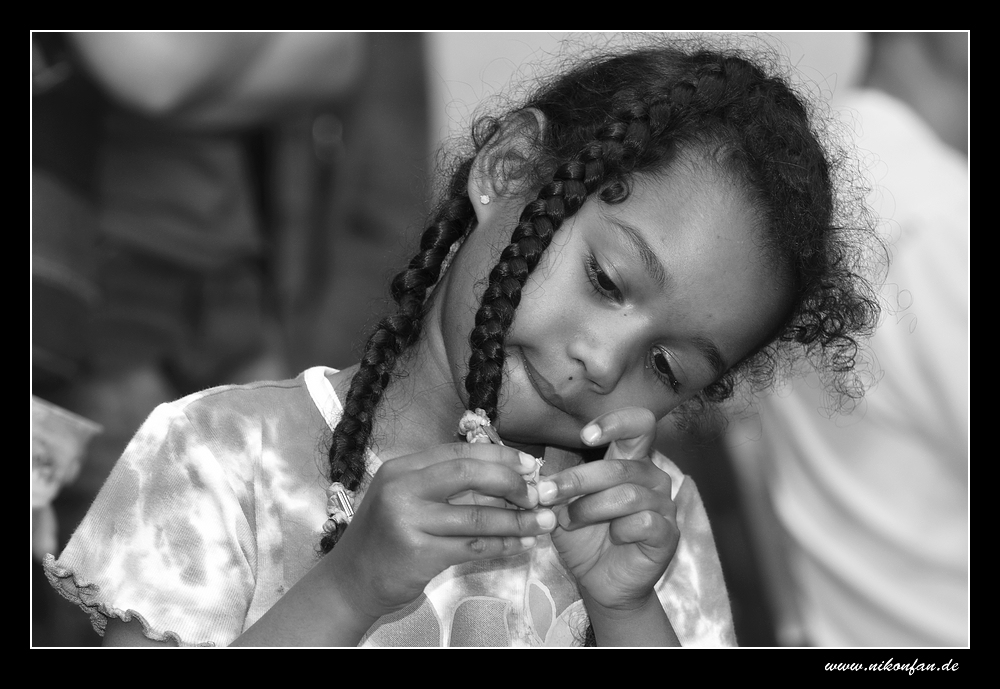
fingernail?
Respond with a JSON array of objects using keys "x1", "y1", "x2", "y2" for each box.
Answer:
[
  {"x1": 536, "y1": 509, "x2": 556, "y2": 530},
  {"x1": 520, "y1": 536, "x2": 537, "y2": 548},
  {"x1": 526, "y1": 484, "x2": 539, "y2": 505},
  {"x1": 537, "y1": 480, "x2": 557, "y2": 504},
  {"x1": 582, "y1": 424, "x2": 601, "y2": 444},
  {"x1": 518, "y1": 451, "x2": 539, "y2": 473}
]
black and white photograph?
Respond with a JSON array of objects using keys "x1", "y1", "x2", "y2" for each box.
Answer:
[{"x1": 31, "y1": 32, "x2": 969, "y2": 657}]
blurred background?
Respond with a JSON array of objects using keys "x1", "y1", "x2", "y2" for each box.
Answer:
[{"x1": 31, "y1": 32, "x2": 968, "y2": 647}]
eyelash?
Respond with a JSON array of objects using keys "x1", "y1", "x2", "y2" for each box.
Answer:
[
  {"x1": 650, "y1": 346, "x2": 681, "y2": 393},
  {"x1": 585, "y1": 255, "x2": 681, "y2": 394},
  {"x1": 585, "y1": 255, "x2": 624, "y2": 303}
]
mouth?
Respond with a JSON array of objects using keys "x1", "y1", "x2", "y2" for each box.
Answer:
[{"x1": 516, "y1": 347, "x2": 571, "y2": 415}]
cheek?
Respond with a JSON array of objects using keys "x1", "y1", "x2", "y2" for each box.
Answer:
[
  {"x1": 616, "y1": 380, "x2": 679, "y2": 422},
  {"x1": 511, "y1": 267, "x2": 581, "y2": 339}
]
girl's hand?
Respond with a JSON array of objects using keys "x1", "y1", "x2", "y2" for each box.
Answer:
[
  {"x1": 324, "y1": 443, "x2": 556, "y2": 622},
  {"x1": 538, "y1": 408, "x2": 679, "y2": 613}
]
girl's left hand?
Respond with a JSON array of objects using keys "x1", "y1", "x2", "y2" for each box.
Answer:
[{"x1": 537, "y1": 408, "x2": 679, "y2": 613}]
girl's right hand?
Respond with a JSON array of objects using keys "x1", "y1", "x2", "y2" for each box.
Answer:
[{"x1": 323, "y1": 443, "x2": 555, "y2": 622}]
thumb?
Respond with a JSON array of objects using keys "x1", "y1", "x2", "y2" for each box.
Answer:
[{"x1": 582, "y1": 407, "x2": 657, "y2": 460}]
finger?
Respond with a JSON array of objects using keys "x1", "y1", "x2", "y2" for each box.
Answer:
[
  {"x1": 419, "y1": 458, "x2": 539, "y2": 509},
  {"x1": 391, "y1": 442, "x2": 540, "y2": 476},
  {"x1": 424, "y1": 501, "x2": 557, "y2": 538},
  {"x1": 536, "y1": 458, "x2": 672, "y2": 507},
  {"x1": 555, "y1": 481, "x2": 668, "y2": 531},
  {"x1": 448, "y1": 489, "x2": 517, "y2": 509},
  {"x1": 580, "y1": 408, "x2": 657, "y2": 460},
  {"x1": 437, "y1": 534, "x2": 541, "y2": 565},
  {"x1": 607, "y1": 511, "x2": 679, "y2": 556}
]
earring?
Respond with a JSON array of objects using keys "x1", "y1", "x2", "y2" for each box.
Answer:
[{"x1": 479, "y1": 194, "x2": 491, "y2": 205}]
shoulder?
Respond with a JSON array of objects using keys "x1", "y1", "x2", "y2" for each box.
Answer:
[
  {"x1": 159, "y1": 366, "x2": 343, "y2": 441},
  {"x1": 43, "y1": 368, "x2": 347, "y2": 647},
  {"x1": 112, "y1": 367, "x2": 345, "y2": 503},
  {"x1": 169, "y1": 369, "x2": 325, "y2": 416}
]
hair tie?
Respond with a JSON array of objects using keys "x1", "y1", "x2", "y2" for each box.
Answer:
[
  {"x1": 459, "y1": 408, "x2": 503, "y2": 444},
  {"x1": 323, "y1": 482, "x2": 356, "y2": 531},
  {"x1": 458, "y1": 408, "x2": 543, "y2": 483}
]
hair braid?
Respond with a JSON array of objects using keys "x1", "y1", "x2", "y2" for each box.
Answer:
[
  {"x1": 463, "y1": 67, "x2": 705, "y2": 420},
  {"x1": 463, "y1": 44, "x2": 878, "y2": 424},
  {"x1": 463, "y1": 127, "x2": 640, "y2": 418},
  {"x1": 311, "y1": 42, "x2": 881, "y2": 648},
  {"x1": 319, "y1": 164, "x2": 476, "y2": 555}
]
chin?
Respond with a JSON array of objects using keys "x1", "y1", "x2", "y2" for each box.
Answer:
[{"x1": 495, "y1": 414, "x2": 586, "y2": 450}]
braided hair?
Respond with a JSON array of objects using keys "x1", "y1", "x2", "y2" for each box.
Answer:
[
  {"x1": 320, "y1": 42, "x2": 880, "y2": 591},
  {"x1": 464, "y1": 46, "x2": 879, "y2": 422}
]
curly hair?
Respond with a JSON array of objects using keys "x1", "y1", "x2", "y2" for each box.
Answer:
[{"x1": 319, "y1": 39, "x2": 882, "y2": 598}]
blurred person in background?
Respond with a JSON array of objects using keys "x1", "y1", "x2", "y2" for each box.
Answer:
[
  {"x1": 32, "y1": 31, "x2": 429, "y2": 646},
  {"x1": 724, "y1": 31, "x2": 968, "y2": 646}
]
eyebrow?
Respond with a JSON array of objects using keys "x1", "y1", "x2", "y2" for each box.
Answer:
[
  {"x1": 692, "y1": 335, "x2": 728, "y2": 382},
  {"x1": 609, "y1": 218, "x2": 727, "y2": 381},
  {"x1": 610, "y1": 220, "x2": 666, "y2": 289}
]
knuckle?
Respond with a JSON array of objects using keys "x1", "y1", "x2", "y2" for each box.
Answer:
[
  {"x1": 442, "y1": 443, "x2": 470, "y2": 462},
  {"x1": 378, "y1": 460, "x2": 405, "y2": 481},
  {"x1": 452, "y1": 457, "x2": 476, "y2": 484},
  {"x1": 561, "y1": 469, "x2": 586, "y2": 494},
  {"x1": 465, "y1": 505, "x2": 488, "y2": 532},
  {"x1": 468, "y1": 442, "x2": 508, "y2": 463},
  {"x1": 616, "y1": 482, "x2": 644, "y2": 508},
  {"x1": 467, "y1": 536, "x2": 511, "y2": 557},
  {"x1": 378, "y1": 477, "x2": 405, "y2": 505},
  {"x1": 608, "y1": 459, "x2": 634, "y2": 484},
  {"x1": 635, "y1": 510, "x2": 658, "y2": 530},
  {"x1": 467, "y1": 537, "x2": 489, "y2": 554},
  {"x1": 516, "y1": 508, "x2": 538, "y2": 534}
]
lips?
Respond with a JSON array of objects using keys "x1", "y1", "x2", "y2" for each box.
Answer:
[{"x1": 516, "y1": 347, "x2": 570, "y2": 415}]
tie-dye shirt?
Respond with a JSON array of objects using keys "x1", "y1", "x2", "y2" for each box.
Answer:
[{"x1": 44, "y1": 367, "x2": 737, "y2": 647}]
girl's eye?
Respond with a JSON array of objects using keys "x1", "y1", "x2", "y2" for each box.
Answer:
[
  {"x1": 650, "y1": 346, "x2": 681, "y2": 393},
  {"x1": 586, "y1": 256, "x2": 624, "y2": 303}
]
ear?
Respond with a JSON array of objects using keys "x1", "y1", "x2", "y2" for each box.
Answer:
[{"x1": 467, "y1": 108, "x2": 547, "y2": 225}]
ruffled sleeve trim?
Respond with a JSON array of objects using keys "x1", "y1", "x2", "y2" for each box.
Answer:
[{"x1": 42, "y1": 554, "x2": 215, "y2": 647}]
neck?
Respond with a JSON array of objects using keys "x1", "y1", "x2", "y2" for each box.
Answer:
[
  {"x1": 373, "y1": 343, "x2": 464, "y2": 461},
  {"x1": 369, "y1": 277, "x2": 469, "y2": 460},
  {"x1": 361, "y1": 243, "x2": 583, "y2": 471}
]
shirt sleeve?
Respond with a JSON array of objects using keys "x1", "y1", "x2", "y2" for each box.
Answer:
[
  {"x1": 43, "y1": 398, "x2": 257, "y2": 647},
  {"x1": 652, "y1": 454, "x2": 738, "y2": 647}
]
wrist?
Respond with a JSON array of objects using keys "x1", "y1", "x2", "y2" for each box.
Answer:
[
  {"x1": 318, "y1": 546, "x2": 386, "y2": 635},
  {"x1": 584, "y1": 592, "x2": 680, "y2": 647},
  {"x1": 229, "y1": 550, "x2": 379, "y2": 646}
]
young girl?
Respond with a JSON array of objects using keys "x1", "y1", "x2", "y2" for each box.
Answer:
[{"x1": 43, "y1": 38, "x2": 880, "y2": 647}]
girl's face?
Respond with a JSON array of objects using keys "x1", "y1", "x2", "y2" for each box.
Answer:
[{"x1": 437, "y1": 163, "x2": 792, "y2": 450}]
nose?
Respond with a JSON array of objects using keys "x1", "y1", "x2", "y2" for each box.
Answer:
[{"x1": 566, "y1": 325, "x2": 629, "y2": 393}]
